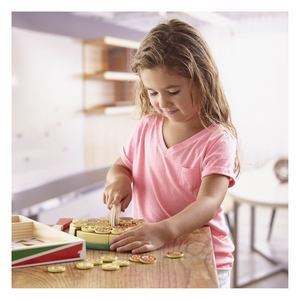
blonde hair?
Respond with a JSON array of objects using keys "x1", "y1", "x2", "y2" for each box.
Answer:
[{"x1": 131, "y1": 19, "x2": 241, "y2": 176}]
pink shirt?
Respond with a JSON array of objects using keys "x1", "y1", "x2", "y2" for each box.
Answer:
[{"x1": 121, "y1": 115, "x2": 236, "y2": 270}]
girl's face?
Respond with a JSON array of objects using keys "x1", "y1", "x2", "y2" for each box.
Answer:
[{"x1": 140, "y1": 68, "x2": 200, "y2": 125}]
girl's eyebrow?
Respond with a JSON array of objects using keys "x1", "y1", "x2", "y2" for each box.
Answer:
[{"x1": 144, "y1": 85, "x2": 181, "y2": 90}]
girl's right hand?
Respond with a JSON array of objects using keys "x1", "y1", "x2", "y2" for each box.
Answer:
[{"x1": 103, "y1": 176, "x2": 132, "y2": 212}]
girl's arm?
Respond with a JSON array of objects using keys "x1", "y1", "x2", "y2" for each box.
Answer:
[
  {"x1": 109, "y1": 174, "x2": 229, "y2": 253},
  {"x1": 103, "y1": 156, "x2": 133, "y2": 212}
]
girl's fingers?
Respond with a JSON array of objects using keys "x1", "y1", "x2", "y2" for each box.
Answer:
[
  {"x1": 121, "y1": 193, "x2": 132, "y2": 212},
  {"x1": 110, "y1": 193, "x2": 123, "y2": 209},
  {"x1": 131, "y1": 244, "x2": 153, "y2": 254},
  {"x1": 110, "y1": 234, "x2": 135, "y2": 251},
  {"x1": 102, "y1": 192, "x2": 107, "y2": 204},
  {"x1": 111, "y1": 232, "x2": 154, "y2": 253},
  {"x1": 102, "y1": 179, "x2": 132, "y2": 211},
  {"x1": 103, "y1": 189, "x2": 123, "y2": 209},
  {"x1": 102, "y1": 187, "x2": 110, "y2": 205},
  {"x1": 115, "y1": 241, "x2": 144, "y2": 253}
]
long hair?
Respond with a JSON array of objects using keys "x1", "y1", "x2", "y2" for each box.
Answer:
[{"x1": 131, "y1": 18, "x2": 241, "y2": 177}]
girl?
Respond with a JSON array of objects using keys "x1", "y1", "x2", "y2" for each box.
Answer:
[{"x1": 103, "y1": 19, "x2": 241, "y2": 288}]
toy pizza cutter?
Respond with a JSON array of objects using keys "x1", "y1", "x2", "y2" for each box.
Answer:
[{"x1": 109, "y1": 203, "x2": 122, "y2": 227}]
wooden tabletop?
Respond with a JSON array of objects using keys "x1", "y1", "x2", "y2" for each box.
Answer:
[{"x1": 12, "y1": 226, "x2": 218, "y2": 288}]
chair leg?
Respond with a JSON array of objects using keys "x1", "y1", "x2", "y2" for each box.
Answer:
[{"x1": 267, "y1": 208, "x2": 276, "y2": 241}]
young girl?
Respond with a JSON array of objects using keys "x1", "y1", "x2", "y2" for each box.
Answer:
[{"x1": 103, "y1": 19, "x2": 240, "y2": 288}]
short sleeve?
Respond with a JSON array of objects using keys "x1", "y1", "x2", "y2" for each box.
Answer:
[
  {"x1": 120, "y1": 117, "x2": 148, "y2": 170},
  {"x1": 201, "y1": 132, "x2": 236, "y2": 187},
  {"x1": 120, "y1": 126, "x2": 137, "y2": 171}
]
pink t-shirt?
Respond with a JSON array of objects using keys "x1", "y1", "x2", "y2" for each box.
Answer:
[{"x1": 121, "y1": 115, "x2": 236, "y2": 270}]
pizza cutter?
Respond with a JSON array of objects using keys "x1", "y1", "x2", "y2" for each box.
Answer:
[{"x1": 109, "y1": 203, "x2": 122, "y2": 227}]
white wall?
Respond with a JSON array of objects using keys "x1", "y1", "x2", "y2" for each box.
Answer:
[
  {"x1": 11, "y1": 27, "x2": 137, "y2": 222},
  {"x1": 200, "y1": 14, "x2": 288, "y2": 170},
  {"x1": 12, "y1": 27, "x2": 85, "y2": 192}
]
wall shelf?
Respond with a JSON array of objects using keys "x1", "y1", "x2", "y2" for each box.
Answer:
[
  {"x1": 82, "y1": 36, "x2": 140, "y2": 114},
  {"x1": 83, "y1": 36, "x2": 140, "y2": 49},
  {"x1": 84, "y1": 105, "x2": 135, "y2": 115},
  {"x1": 83, "y1": 71, "x2": 138, "y2": 81},
  {"x1": 83, "y1": 100, "x2": 135, "y2": 114}
]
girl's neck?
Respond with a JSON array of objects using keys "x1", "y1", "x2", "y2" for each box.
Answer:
[
  {"x1": 162, "y1": 116, "x2": 206, "y2": 148},
  {"x1": 163, "y1": 114, "x2": 204, "y2": 132}
]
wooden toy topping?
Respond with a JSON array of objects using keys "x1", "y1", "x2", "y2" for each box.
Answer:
[
  {"x1": 140, "y1": 255, "x2": 156, "y2": 263},
  {"x1": 130, "y1": 254, "x2": 142, "y2": 261},
  {"x1": 167, "y1": 251, "x2": 184, "y2": 258},
  {"x1": 101, "y1": 255, "x2": 118, "y2": 262},
  {"x1": 86, "y1": 222, "x2": 99, "y2": 226},
  {"x1": 114, "y1": 260, "x2": 129, "y2": 266},
  {"x1": 119, "y1": 219, "x2": 132, "y2": 224},
  {"x1": 76, "y1": 262, "x2": 94, "y2": 269},
  {"x1": 85, "y1": 258, "x2": 103, "y2": 265},
  {"x1": 47, "y1": 265, "x2": 66, "y2": 273},
  {"x1": 87, "y1": 218, "x2": 100, "y2": 223},
  {"x1": 111, "y1": 229, "x2": 123, "y2": 235},
  {"x1": 95, "y1": 228, "x2": 111, "y2": 234},
  {"x1": 81, "y1": 226, "x2": 95, "y2": 232},
  {"x1": 71, "y1": 221, "x2": 88, "y2": 228},
  {"x1": 95, "y1": 224, "x2": 111, "y2": 228},
  {"x1": 98, "y1": 218, "x2": 110, "y2": 223},
  {"x1": 132, "y1": 219, "x2": 146, "y2": 224},
  {"x1": 102, "y1": 263, "x2": 120, "y2": 271}
]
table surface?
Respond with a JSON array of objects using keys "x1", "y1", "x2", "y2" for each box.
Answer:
[
  {"x1": 228, "y1": 166, "x2": 288, "y2": 208},
  {"x1": 12, "y1": 226, "x2": 218, "y2": 288}
]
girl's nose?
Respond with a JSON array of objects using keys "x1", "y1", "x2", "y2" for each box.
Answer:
[{"x1": 158, "y1": 95, "x2": 171, "y2": 109}]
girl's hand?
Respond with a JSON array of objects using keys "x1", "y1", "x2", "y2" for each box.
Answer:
[
  {"x1": 110, "y1": 222, "x2": 169, "y2": 253},
  {"x1": 103, "y1": 176, "x2": 132, "y2": 212}
]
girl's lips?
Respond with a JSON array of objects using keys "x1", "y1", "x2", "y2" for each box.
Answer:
[{"x1": 164, "y1": 109, "x2": 178, "y2": 116}]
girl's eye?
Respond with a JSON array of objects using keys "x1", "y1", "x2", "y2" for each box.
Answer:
[{"x1": 148, "y1": 90, "x2": 179, "y2": 96}]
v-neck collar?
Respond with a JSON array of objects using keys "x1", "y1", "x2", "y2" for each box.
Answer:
[{"x1": 158, "y1": 117, "x2": 214, "y2": 154}]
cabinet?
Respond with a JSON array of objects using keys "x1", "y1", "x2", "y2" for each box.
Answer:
[{"x1": 82, "y1": 36, "x2": 140, "y2": 114}]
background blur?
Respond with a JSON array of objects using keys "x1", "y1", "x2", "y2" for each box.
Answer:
[{"x1": 11, "y1": 11, "x2": 288, "y2": 223}]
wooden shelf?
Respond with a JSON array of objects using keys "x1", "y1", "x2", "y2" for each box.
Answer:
[
  {"x1": 83, "y1": 36, "x2": 140, "y2": 50},
  {"x1": 82, "y1": 36, "x2": 140, "y2": 114},
  {"x1": 84, "y1": 104, "x2": 135, "y2": 115},
  {"x1": 83, "y1": 71, "x2": 138, "y2": 81}
]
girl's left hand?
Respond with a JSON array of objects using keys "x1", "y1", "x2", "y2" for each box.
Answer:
[{"x1": 110, "y1": 222, "x2": 168, "y2": 253}]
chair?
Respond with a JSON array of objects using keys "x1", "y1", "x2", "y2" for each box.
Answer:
[
  {"x1": 267, "y1": 157, "x2": 288, "y2": 240},
  {"x1": 223, "y1": 156, "x2": 288, "y2": 240}
]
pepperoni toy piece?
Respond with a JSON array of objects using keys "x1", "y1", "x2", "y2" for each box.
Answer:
[{"x1": 140, "y1": 255, "x2": 157, "y2": 264}]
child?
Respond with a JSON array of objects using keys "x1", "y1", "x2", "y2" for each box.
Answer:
[{"x1": 103, "y1": 19, "x2": 241, "y2": 288}]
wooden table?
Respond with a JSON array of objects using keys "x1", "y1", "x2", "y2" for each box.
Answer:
[
  {"x1": 228, "y1": 158, "x2": 288, "y2": 288},
  {"x1": 12, "y1": 226, "x2": 219, "y2": 288}
]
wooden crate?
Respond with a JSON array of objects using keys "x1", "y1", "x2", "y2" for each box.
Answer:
[{"x1": 12, "y1": 215, "x2": 86, "y2": 268}]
